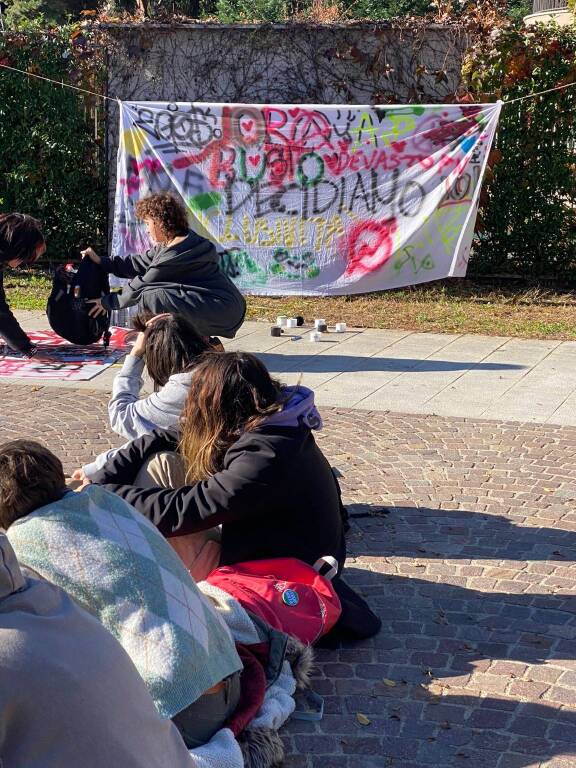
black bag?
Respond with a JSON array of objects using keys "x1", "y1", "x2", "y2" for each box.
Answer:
[{"x1": 47, "y1": 258, "x2": 111, "y2": 347}]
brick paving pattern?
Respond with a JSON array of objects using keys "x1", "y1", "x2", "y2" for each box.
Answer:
[{"x1": 1, "y1": 383, "x2": 575, "y2": 768}]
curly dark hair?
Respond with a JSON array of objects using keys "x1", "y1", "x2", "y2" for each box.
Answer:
[{"x1": 135, "y1": 193, "x2": 190, "y2": 239}]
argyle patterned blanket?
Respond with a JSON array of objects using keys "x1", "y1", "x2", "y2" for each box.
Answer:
[{"x1": 8, "y1": 485, "x2": 242, "y2": 718}]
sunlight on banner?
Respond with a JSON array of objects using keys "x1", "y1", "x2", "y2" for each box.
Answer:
[{"x1": 113, "y1": 101, "x2": 501, "y2": 296}]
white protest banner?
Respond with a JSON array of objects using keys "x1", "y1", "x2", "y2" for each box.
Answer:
[{"x1": 113, "y1": 101, "x2": 501, "y2": 295}]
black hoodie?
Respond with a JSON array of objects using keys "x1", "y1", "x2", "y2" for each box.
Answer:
[
  {"x1": 100, "y1": 230, "x2": 246, "y2": 338},
  {"x1": 90, "y1": 423, "x2": 347, "y2": 571},
  {"x1": 91, "y1": 385, "x2": 382, "y2": 642},
  {"x1": 0, "y1": 268, "x2": 33, "y2": 354}
]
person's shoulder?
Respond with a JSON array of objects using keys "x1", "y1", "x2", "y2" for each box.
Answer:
[
  {"x1": 184, "y1": 230, "x2": 217, "y2": 253},
  {"x1": 185, "y1": 228, "x2": 205, "y2": 243},
  {"x1": 225, "y1": 424, "x2": 309, "y2": 462},
  {"x1": 81, "y1": 484, "x2": 164, "y2": 535},
  {"x1": 166, "y1": 369, "x2": 194, "y2": 387},
  {"x1": 75, "y1": 484, "x2": 140, "y2": 520}
]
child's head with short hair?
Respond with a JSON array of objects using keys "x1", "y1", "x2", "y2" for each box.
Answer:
[{"x1": 0, "y1": 440, "x2": 65, "y2": 530}]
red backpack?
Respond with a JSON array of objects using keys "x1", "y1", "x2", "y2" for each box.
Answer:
[{"x1": 206, "y1": 556, "x2": 342, "y2": 645}]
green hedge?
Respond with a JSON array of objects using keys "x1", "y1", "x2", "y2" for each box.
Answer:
[
  {"x1": 0, "y1": 28, "x2": 106, "y2": 264},
  {"x1": 464, "y1": 24, "x2": 576, "y2": 282}
]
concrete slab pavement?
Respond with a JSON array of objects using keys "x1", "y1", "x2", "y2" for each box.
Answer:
[{"x1": 8, "y1": 311, "x2": 576, "y2": 426}]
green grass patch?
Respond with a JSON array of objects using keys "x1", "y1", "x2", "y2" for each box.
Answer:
[
  {"x1": 6, "y1": 269, "x2": 576, "y2": 341},
  {"x1": 4, "y1": 269, "x2": 51, "y2": 310}
]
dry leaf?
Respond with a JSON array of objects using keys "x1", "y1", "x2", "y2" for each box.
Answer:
[{"x1": 356, "y1": 713, "x2": 371, "y2": 726}]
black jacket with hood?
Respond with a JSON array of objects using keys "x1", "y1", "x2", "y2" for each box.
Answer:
[
  {"x1": 0, "y1": 268, "x2": 33, "y2": 354},
  {"x1": 100, "y1": 230, "x2": 246, "y2": 338},
  {"x1": 91, "y1": 386, "x2": 347, "y2": 571},
  {"x1": 91, "y1": 386, "x2": 382, "y2": 641}
]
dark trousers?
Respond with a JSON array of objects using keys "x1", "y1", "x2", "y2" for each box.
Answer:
[{"x1": 172, "y1": 671, "x2": 242, "y2": 749}]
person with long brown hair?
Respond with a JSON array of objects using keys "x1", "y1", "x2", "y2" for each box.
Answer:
[
  {"x1": 89, "y1": 352, "x2": 381, "y2": 641},
  {"x1": 74, "y1": 313, "x2": 212, "y2": 483},
  {"x1": 82, "y1": 192, "x2": 246, "y2": 341}
]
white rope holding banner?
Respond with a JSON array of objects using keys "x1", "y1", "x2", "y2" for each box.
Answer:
[
  {"x1": 0, "y1": 62, "x2": 118, "y2": 102},
  {"x1": 1, "y1": 61, "x2": 576, "y2": 106},
  {"x1": 503, "y1": 80, "x2": 576, "y2": 104}
]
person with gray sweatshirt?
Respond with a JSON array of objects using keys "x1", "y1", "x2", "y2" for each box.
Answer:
[
  {"x1": 77, "y1": 313, "x2": 210, "y2": 481},
  {"x1": 0, "y1": 533, "x2": 242, "y2": 768}
]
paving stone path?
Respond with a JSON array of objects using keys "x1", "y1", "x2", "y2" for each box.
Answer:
[{"x1": 1, "y1": 383, "x2": 575, "y2": 767}]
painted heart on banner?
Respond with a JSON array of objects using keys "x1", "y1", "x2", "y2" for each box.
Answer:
[
  {"x1": 344, "y1": 218, "x2": 398, "y2": 277},
  {"x1": 323, "y1": 153, "x2": 342, "y2": 174}
]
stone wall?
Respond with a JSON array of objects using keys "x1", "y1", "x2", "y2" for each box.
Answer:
[{"x1": 105, "y1": 22, "x2": 468, "y2": 240}]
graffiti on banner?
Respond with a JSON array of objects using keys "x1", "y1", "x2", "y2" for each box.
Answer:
[
  {"x1": 112, "y1": 101, "x2": 501, "y2": 295},
  {"x1": 0, "y1": 329, "x2": 129, "y2": 381}
]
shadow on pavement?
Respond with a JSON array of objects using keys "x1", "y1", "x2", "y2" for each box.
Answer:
[
  {"x1": 286, "y1": 506, "x2": 576, "y2": 766},
  {"x1": 257, "y1": 353, "x2": 525, "y2": 375}
]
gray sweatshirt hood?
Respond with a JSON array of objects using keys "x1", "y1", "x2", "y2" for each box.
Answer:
[{"x1": 0, "y1": 534, "x2": 25, "y2": 600}]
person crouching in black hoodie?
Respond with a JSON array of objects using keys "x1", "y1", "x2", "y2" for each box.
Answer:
[{"x1": 89, "y1": 351, "x2": 381, "y2": 642}]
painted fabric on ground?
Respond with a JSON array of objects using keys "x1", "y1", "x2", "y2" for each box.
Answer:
[
  {"x1": 0, "y1": 328, "x2": 128, "y2": 380},
  {"x1": 113, "y1": 101, "x2": 501, "y2": 295}
]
